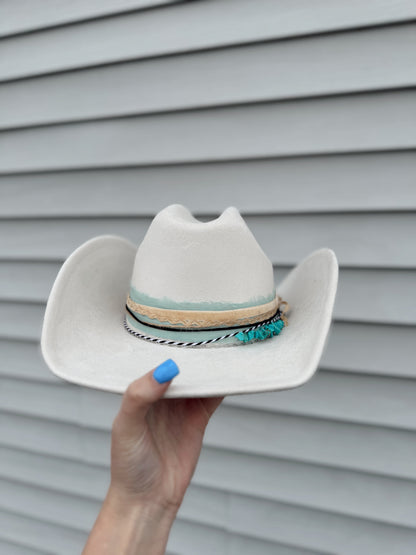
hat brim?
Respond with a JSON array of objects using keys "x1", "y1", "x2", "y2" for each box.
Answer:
[{"x1": 41, "y1": 236, "x2": 338, "y2": 398}]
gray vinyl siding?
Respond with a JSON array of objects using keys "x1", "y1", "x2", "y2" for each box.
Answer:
[{"x1": 1, "y1": 1, "x2": 416, "y2": 553}]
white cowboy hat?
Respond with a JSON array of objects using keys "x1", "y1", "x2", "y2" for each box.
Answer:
[{"x1": 41, "y1": 204, "x2": 338, "y2": 398}]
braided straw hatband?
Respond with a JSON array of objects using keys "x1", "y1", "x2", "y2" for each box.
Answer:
[{"x1": 126, "y1": 294, "x2": 283, "y2": 330}]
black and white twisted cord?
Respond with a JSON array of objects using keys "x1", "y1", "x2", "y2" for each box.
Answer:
[{"x1": 123, "y1": 310, "x2": 282, "y2": 348}]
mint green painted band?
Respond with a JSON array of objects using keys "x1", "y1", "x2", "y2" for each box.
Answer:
[
  {"x1": 129, "y1": 286, "x2": 276, "y2": 311},
  {"x1": 126, "y1": 313, "x2": 238, "y2": 345}
]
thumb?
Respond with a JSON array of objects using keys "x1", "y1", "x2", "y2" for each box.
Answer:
[{"x1": 119, "y1": 359, "x2": 180, "y2": 421}]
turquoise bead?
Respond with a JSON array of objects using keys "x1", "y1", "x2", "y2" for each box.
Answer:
[{"x1": 235, "y1": 318, "x2": 286, "y2": 344}]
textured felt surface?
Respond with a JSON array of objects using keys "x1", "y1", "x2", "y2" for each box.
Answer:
[
  {"x1": 131, "y1": 204, "x2": 275, "y2": 305},
  {"x1": 41, "y1": 233, "x2": 338, "y2": 397}
]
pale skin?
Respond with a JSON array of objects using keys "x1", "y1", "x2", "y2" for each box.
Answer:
[{"x1": 82, "y1": 363, "x2": 223, "y2": 555}]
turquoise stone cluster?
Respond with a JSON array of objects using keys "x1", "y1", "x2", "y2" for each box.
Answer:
[{"x1": 235, "y1": 318, "x2": 285, "y2": 344}]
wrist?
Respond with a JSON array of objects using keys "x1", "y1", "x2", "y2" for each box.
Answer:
[
  {"x1": 83, "y1": 486, "x2": 177, "y2": 555},
  {"x1": 106, "y1": 483, "x2": 179, "y2": 521}
]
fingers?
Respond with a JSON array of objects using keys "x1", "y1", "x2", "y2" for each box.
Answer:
[
  {"x1": 119, "y1": 359, "x2": 180, "y2": 421},
  {"x1": 116, "y1": 360, "x2": 223, "y2": 433}
]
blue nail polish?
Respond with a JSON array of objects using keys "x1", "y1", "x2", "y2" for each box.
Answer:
[{"x1": 153, "y1": 359, "x2": 180, "y2": 384}]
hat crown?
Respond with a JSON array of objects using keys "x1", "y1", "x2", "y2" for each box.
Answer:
[{"x1": 129, "y1": 204, "x2": 275, "y2": 309}]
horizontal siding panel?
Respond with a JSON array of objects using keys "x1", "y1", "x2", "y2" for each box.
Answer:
[
  {"x1": 0, "y1": 261, "x2": 60, "y2": 301},
  {"x1": 0, "y1": 446, "x2": 110, "y2": 500},
  {"x1": 0, "y1": 302, "x2": 43, "y2": 341},
  {"x1": 1, "y1": 153, "x2": 415, "y2": 215},
  {"x1": 3, "y1": 369, "x2": 416, "y2": 431},
  {"x1": 1, "y1": 262, "x2": 414, "y2": 325},
  {"x1": 1, "y1": 0, "x2": 416, "y2": 81},
  {"x1": 0, "y1": 508, "x2": 310, "y2": 555},
  {"x1": 0, "y1": 378, "x2": 88, "y2": 426},
  {"x1": 329, "y1": 267, "x2": 416, "y2": 325},
  {"x1": 0, "y1": 448, "x2": 329, "y2": 555},
  {"x1": 322, "y1": 322, "x2": 416, "y2": 377},
  {"x1": 0, "y1": 339, "x2": 60, "y2": 383},
  {"x1": 228, "y1": 371, "x2": 416, "y2": 429},
  {"x1": 0, "y1": 473, "x2": 323, "y2": 555},
  {"x1": 196, "y1": 449, "x2": 416, "y2": 530},
  {"x1": 169, "y1": 520, "x2": 230, "y2": 555},
  {"x1": 206, "y1": 405, "x2": 416, "y2": 480},
  {"x1": 0, "y1": 479, "x2": 307, "y2": 555},
  {"x1": 0, "y1": 507, "x2": 225, "y2": 555},
  {"x1": 2, "y1": 405, "x2": 416, "y2": 481},
  {"x1": 1, "y1": 305, "x2": 414, "y2": 377},
  {"x1": 0, "y1": 539, "x2": 44, "y2": 555},
  {"x1": 173, "y1": 524, "x2": 321, "y2": 555},
  {"x1": 1, "y1": 24, "x2": 416, "y2": 129},
  {"x1": 219, "y1": 534, "x2": 322, "y2": 555},
  {"x1": 182, "y1": 485, "x2": 416, "y2": 554},
  {"x1": 0, "y1": 479, "x2": 228, "y2": 538},
  {"x1": 0, "y1": 0, "x2": 179, "y2": 38},
  {"x1": 0, "y1": 514, "x2": 251, "y2": 555},
  {"x1": 0, "y1": 477, "x2": 97, "y2": 533},
  {"x1": 1, "y1": 92, "x2": 416, "y2": 172},
  {"x1": 0, "y1": 509, "x2": 87, "y2": 555},
  {"x1": 2, "y1": 477, "x2": 416, "y2": 555},
  {"x1": 2, "y1": 444, "x2": 416, "y2": 530},
  {"x1": 226, "y1": 494, "x2": 416, "y2": 554},
  {"x1": 0, "y1": 213, "x2": 415, "y2": 268},
  {"x1": 0, "y1": 411, "x2": 100, "y2": 462},
  {"x1": 251, "y1": 213, "x2": 416, "y2": 269},
  {"x1": 168, "y1": 521, "x2": 318, "y2": 555},
  {"x1": 170, "y1": 520, "x2": 246, "y2": 555}
]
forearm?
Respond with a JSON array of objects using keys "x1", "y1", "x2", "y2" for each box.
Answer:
[{"x1": 82, "y1": 486, "x2": 177, "y2": 555}]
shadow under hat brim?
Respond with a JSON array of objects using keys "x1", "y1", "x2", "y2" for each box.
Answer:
[{"x1": 41, "y1": 236, "x2": 338, "y2": 398}]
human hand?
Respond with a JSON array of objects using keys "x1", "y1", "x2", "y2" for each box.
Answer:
[
  {"x1": 110, "y1": 358, "x2": 223, "y2": 510},
  {"x1": 83, "y1": 359, "x2": 223, "y2": 555}
]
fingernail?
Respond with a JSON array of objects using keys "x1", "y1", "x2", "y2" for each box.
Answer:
[{"x1": 153, "y1": 359, "x2": 180, "y2": 384}]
